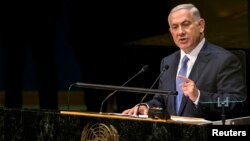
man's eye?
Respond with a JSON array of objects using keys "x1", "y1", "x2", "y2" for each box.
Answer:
[
  {"x1": 183, "y1": 21, "x2": 191, "y2": 27},
  {"x1": 171, "y1": 26, "x2": 178, "y2": 30}
]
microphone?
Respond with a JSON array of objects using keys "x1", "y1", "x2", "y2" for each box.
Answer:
[
  {"x1": 136, "y1": 65, "x2": 169, "y2": 116},
  {"x1": 99, "y1": 65, "x2": 149, "y2": 113}
]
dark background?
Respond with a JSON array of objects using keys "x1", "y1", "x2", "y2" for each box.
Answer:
[{"x1": 0, "y1": 0, "x2": 249, "y2": 116}]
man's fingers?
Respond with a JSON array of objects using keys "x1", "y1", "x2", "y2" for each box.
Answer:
[{"x1": 177, "y1": 75, "x2": 190, "y2": 83}]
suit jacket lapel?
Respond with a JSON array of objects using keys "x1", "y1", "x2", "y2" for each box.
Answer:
[
  {"x1": 177, "y1": 42, "x2": 210, "y2": 115},
  {"x1": 189, "y1": 42, "x2": 210, "y2": 83}
]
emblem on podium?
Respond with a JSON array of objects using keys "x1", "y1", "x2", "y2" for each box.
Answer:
[{"x1": 81, "y1": 123, "x2": 119, "y2": 141}]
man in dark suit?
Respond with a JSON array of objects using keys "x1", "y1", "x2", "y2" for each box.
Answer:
[{"x1": 122, "y1": 3, "x2": 246, "y2": 121}]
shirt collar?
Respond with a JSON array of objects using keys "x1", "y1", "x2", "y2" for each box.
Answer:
[{"x1": 180, "y1": 38, "x2": 205, "y2": 60}]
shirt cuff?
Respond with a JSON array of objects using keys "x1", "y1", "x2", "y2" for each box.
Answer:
[
  {"x1": 136, "y1": 103, "x2": 150, "y2": 109},
  {"x1": 193, "y1": 90, "x2": 200, "y2": 105}
]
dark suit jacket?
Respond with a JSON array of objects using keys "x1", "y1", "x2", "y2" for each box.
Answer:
[{"x1": 147, "y1": 41, "x2": 246, "y2": 121}]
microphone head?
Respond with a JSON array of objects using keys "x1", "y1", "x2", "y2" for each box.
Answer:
[
  {"x1": 141, "y1": 65, "x2": 149, "y2": 72},
  {"x1": 162, "y1": 65, "x2": 169, "y2": 72}
]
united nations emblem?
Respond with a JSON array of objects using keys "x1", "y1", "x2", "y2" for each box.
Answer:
[{"x1": 81, "y1": 123, "x2": 119, "y2": 141}]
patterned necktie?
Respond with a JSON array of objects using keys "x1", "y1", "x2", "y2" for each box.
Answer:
[{"x1": 176, "y1": 55, "x2": 189, "y2": 114}]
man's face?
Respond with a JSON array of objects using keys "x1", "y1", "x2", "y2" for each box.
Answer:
[{"x1": 169, "y1": 9, "x2": 205, "y2": 53}]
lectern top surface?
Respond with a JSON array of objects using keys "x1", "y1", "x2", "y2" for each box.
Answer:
[{"x1": 60, "y1": 111, "x2": 212, "y2": 125}]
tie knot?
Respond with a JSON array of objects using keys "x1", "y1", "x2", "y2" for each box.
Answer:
[{"x1": 182, "y1": 55, "x2": 189, "y2": 64}]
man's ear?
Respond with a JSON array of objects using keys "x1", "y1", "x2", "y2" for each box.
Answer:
[{"x1": 198, "y1": 18, "x2": 205, "y2": 33}]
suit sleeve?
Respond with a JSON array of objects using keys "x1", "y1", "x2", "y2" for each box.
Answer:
[{"x1": 198, "y1": 52, "x2": 246, "y2": 115}]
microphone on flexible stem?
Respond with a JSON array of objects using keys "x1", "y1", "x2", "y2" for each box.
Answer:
[
  {"x1": 136, "y1": 65, "x2": 169, "y2": 116},
  {"x1": 99, "y1": 65, "x2": 149, "y2": 114}
]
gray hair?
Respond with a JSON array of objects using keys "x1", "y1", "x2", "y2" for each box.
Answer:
[{"x1": 168, "y1": 4, "x2": 201, "y2": 24}]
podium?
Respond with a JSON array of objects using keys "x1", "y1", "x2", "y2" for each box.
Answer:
[
  {"x1": 212, "y1": 116, "x2": 250, "y2": 125},
  {"x1": 1, "y1": 81, "x2": 249, "y2": 140},
  {"x1": 1, "y1": 108, "x2": 212, "y2": 141}
]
